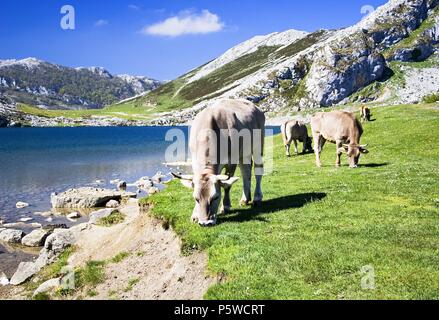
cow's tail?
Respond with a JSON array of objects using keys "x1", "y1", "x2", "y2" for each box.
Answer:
[{"x1": 282, "y1": 121, "x2": 289, "y2": 145}]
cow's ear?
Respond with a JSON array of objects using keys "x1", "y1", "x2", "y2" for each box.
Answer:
[
  {"x1": 219, "y1": 177, "x2": 239, "y2": 188},
  {"x1": 338, "y1": 147, "x2": 347, "y2": 154},
  {"x1": 360, "y1": 147, "x2": 369, "y2": 154}
]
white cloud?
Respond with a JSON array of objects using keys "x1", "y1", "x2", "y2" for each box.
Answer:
[
  {"x1": 142, "y1": 10, "x2": 224, "y2": 37},
  {"x1": 94, "y1": 19, "x2": 109, "y2": 27},
  {"x1": 128, "y1": 4, "x2": 140, "y2": 11}
]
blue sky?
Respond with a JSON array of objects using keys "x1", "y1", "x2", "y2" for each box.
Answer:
[{"x1": 0, "y1": 0, "x2": 388, "y2": 80}]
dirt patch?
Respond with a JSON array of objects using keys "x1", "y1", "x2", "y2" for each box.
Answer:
[{"x1": 70, "y1": 198, "x2": 213, "y2": 300}]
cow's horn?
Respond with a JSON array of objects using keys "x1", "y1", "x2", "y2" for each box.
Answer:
[
  {"x1": 360, "y1": 144, "x2": 369, "y2": 148},
  {"x1": 171, "y1": 172, "x2": 194, "y2": 181}
]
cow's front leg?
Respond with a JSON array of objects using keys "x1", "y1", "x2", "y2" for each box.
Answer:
[
  {"x1": 335, "y1": 140, "x2": 343, "y2": 167},
  {"x1": 313, "y1": 133, "x2": 323, "y2": 167},
  {"x1": 239, "y1": 162, "x2": 252, "y2": 206},
  {"x1": 220, "y1": 165, "x2": 237, "y2": 214}
]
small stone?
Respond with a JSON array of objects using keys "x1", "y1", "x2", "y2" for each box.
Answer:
[
  {"x1": 148, "y1": 187, "x2": 160, "y2": 195},
  {"x1": 117, "y1": 181, "x2": 127, "y2": 191},
  {"x1": 106, "y1": 200, "x2": 119, "y2": 208},
  {"x1": 16, "y1": 202, "x2": 30, "y2": 209},
  {"x1": 67, "y1": 212, "x2": 81, "y2": 219},
  {"x1": 89, "y1": 209, "x2": 114, "y2": 224},
  {"x1": 0, "y1": 229, "x2": 25, "y2": 243},
  {"x1": 1, "y1": 271, "x2": 9, "y2": 286},
  {"x1": 20, "y1": 217, "x2": 33, "y2": 222}
]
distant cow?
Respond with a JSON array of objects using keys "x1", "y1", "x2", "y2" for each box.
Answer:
[
  {"x1": 281, "y1": 120, "x2": 313, "y2": 156},
  {"x1": 311, "y1": 111, "x2": 369, "y2": 168},
  {"x1": 173, "y1": 99, "x2": 265, "y2": 227},
  {"x1": 360, "y1": 106, "x2": 372, "y2": 122}
]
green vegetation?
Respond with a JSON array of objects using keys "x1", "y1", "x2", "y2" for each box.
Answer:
[
  {"x1": 110, "y1": 252, "x2": 131, "y2": 263},
  {"x1": 422, "y1": 93, "x2": 439, "y2": 104},
  {"x1": 143, "y1": 104, "x2": 439, "y2": 299},
  {"x1": 124, "y1": 278, "x2": 140, "y2": 292},
  {"x1": 75, "y1": 260, "x2": 107, "y2": 288},
  {"x1": 0, "y1": 64, "x2": 150, "y2": 107},
  {"x1": 384, "y1": 7, "x2": 439, "y2": 60},
  {"x1": 97, "y1": 210, "x2": 126, "y2": 227}
]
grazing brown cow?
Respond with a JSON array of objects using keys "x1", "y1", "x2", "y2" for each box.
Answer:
[
  {"x1": 281, "y1": 120, "x2": 313, "y2": 156},
  {"x1": 360, "y1": 106, "x2": 372, "y2": 122},
  {"x1": 311, "y1": 111, "x2": 369, "y2": 168},
  {"x1": 173, "y1": 99, "x2": 265, "y2": 227}
]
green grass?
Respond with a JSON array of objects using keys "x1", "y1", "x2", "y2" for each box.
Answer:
[
  {"x1": 75, "y1": 261, "x2": 107, "y2": 288},
  {"x1": 422, "y1": 93, "x2": 439, "y2": 104},
  {"x1": 110, "y1": 252, "x2": 130, "y2": 263},
  {"x1": 97, "y1": 210, "x2": 126, "y2": 227},
  {"x1": 143, "y1": 104, "x2": 439, "y2": 300},
  {"x1": 124, "y1": 278, "x2": 140, "y2": 292}
]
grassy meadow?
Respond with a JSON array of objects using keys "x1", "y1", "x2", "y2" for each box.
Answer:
[{"x1": 144, "y1": 103, "x2": 439, "y2": 300}]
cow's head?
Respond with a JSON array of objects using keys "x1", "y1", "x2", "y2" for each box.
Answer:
[
  {"x1": 338, "y1": 144, "x2": 369, "y2": 168},
  {"x1": 172, "y1": 173, "x2": 239, "y2": 227}
]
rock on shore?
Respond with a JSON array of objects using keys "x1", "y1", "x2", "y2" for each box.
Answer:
[{"x1": 51, "y1": 187, "x2": 137, "y2": 209}]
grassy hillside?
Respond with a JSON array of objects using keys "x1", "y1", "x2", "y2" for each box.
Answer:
[{"x1": 144, "y1": 103, "x2": 439, "y2": 299}]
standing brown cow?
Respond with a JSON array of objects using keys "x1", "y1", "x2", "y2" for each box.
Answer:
[
  {"x1": 311, "y1": 111, "x2": 369, "y2": 168},
  {"x1": 281, "y1": 120, "x2": 313, "y2": 157},
  {"x1": 360, "y1": 106, "x2": 372, "y2": 122}
]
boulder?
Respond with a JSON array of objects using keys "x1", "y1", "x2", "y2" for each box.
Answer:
[
  {"x1": 44, "y1": 229, "x2": 76, "y2": 255},
  {"x1": 32, "y1": 278, "x2": 61, "y2": 297},
  {"x1": 16, "y1": 202, "x2": 29, "y2": 209},
  {"x1": 51, "y1": 187, "x2": 136, "y2": 208},
  {"x1": 10, "y1": 262, "x2": 40, "y2": 285},
  {"x1": 106, "y1": 200, "x2": 120, "y2": 208},
  {"x1": 0, "y1": 229, "x2": 25, "y2": 244},
  {"x1": 152, "y1": 172, "x2": 166, "y2": 183},
  {"x1": 21, "y1": 229, "x2": 51, "y2": 247},
  {"x1": 89, "y1": 208, "x2": 114, "y2": 224}
]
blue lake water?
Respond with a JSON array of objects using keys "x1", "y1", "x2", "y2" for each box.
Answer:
[{"x1": 0, "y1": 126, "x2": 280, "y2": 226}]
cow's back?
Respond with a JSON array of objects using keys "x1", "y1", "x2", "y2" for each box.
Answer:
[{"x1": 311, "y1": 111, "x2": 362, "y2": 143}]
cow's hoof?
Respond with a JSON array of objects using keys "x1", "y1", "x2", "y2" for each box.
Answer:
[
  {"x1": 199, "y1": 220, "x2": 216, "y2": 227},
  {"x1": 220, "y1": 206, "x2": 231, "y2": 214},
  {"x1": 253, "y1": 200, "x2": 262, "y2": 208},
  {"x1": 240, "y1": 200, "x2": 251, "y2": 207},
  {"x1": 335, "y1": 164, "x2": 341, "y2": 168}
]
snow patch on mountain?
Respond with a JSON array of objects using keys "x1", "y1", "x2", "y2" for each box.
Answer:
[
  {"x1": 187, "y1": 29, "x2": 309, "y2": 83},
  {"x1": 0, "y1": 58, "x2": 44, "y2": 70}
]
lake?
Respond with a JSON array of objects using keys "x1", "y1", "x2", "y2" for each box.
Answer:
[{"x1": 0, "y1": 126, "x2": 280, "y2": 226}]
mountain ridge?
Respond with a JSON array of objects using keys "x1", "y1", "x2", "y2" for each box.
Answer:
[{"x1": 0, "y1": 58, "x2": 162, "y2": 109}]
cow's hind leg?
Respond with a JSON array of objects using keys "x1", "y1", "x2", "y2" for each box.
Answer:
[
  {"x1": 253, "y1": 163, "x2": 264, "y2": 207},
  {"x1": 285, "y1": 143, "x2": 291, "y2": 157},
  {"x1": 239, "y1": 162, "x2": 252, "y2": 206},
  {"x1": 335, "y1": 140, "x2": 343, "y2": 167},
  {"x1": 293, "y1": 140, "x2": 299, "y2": 155},
  {"x1": 221, "y1": 164, "x2": 237, "y2": 214}
]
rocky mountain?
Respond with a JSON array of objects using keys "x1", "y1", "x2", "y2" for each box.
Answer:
[
  {"x1": 0, "y1": 58, "x2": 161, "y2": 109},
  {"x1": 128, "y1": 0, "x2": 438, "y2": 125}
]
